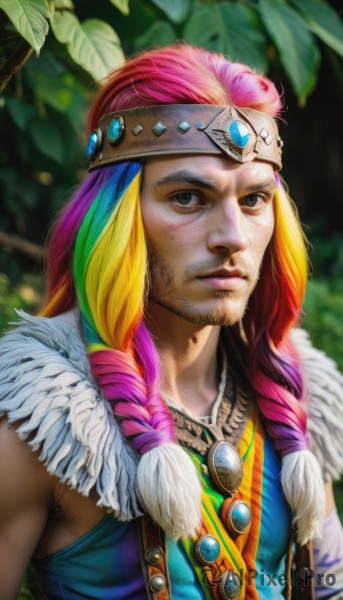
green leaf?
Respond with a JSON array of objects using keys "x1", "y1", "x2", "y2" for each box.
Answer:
[
  {"x1": 50, "y1": 10, "x2": 77, "y2": 44},
  {"x1": 133, "y1": 20, "x2": 177, "y2": 52},
  {"x1": 25, "y1": 52, "x2": 75, "y2": 112},
  {"x1": 291, "y1": 0, "x2": 343, "y2": 58},
  {"x1": 150, "y1": 0, "x2": 191, "y2": 24},
  {"x1": 183, "y1": 2, "x2": 268, "y2": 72},
  {"x1": 183, "y1": 4, "x2": 217, "y2": 49},
  {"x1": 54, "y1": 0, "x2": 74, "y2": 8},
  {"x1": 0, "y1": 168, "x2": 38, "y2": 213},
  {"x1": 28, "y1": 118, "x2": 65, "y2": 163},
  {"x1": 26, "y1": 47, "x2": 66, "y2": 75},
  {"x1": 51, "y1": 13, "x2": 125, "y2": 81},
  {"x1": 258, "y1": 0, "x2": 320, "y2": 102},
  {"x1": 218, "y1": 4, "x2": 268, "y2": 72},
  {"x1": 6, "y1": 98, "x2": 35, "y2": 130},
  {"x1": 0, "y1": 0, "x2": 49, "y2": 54},
  {"x1": 108, "y1": 0, "x2": 129, "y2": 16},
  {"x1": 26, "y1": 69, "x2": 74, "y2": 111}
]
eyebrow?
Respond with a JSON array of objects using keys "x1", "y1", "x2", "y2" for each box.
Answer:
[
  {"x1": 153, "y1": 170, "x2": 219, "y2": 192},
  {"x1": 153, "y1": 170, "x2": 277, "y2": 194},
  {"x1": 243, "y1": 177, "x2": 278, "y2": 194}
]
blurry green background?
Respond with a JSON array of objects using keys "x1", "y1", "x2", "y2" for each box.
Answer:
[{"x1": 0, "y1": 1, "x2": 342, "y2": 598}]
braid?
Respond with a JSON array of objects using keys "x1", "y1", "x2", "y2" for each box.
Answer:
[{"x1": 90, "y1": 323, "x2": 175, "y2": 456}]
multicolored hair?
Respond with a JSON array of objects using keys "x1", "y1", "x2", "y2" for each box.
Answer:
[{"x1": 40, "y1": 44, "x2": 324, "y2": 543}]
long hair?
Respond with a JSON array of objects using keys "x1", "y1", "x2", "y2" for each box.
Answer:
[{"x1": 40, "y1": 44, "x2": 324, "y2": 543}]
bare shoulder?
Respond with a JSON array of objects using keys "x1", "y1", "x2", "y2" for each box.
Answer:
[
  {"x1": 0, "y1": 417, "x2": 52, "y2": 496},
  {"x1": 0, "y1": 417, "x2": 52, "y2": 599}
]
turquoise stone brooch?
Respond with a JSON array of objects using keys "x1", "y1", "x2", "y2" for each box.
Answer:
[
  {"x1": 194, "y1": 534, "x2": 220, "y2": 565},
  {"x1": 225, "y1": 500, "x2": 252, "y2": 536},
  {"x1": 218, "y1": 569, "x2": 242, "y2": 600}
]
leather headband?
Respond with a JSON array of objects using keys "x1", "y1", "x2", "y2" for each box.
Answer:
[{"x1": 87, "y1": 104, "x2": 283, "y2": 171}]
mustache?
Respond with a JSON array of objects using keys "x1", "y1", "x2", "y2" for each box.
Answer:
[{"x1": 184, "y1": 258, "x2": 254, "y2": 279}]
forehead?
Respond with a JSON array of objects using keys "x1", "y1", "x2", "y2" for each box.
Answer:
[{"x1": 142, "y1": 154, "x2": 275, "y2": 191}]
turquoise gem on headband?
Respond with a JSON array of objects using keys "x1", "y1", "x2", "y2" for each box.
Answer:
[
  {"x1": 228, "y1": 120, "x2": 250, "y2": 148},
  {"x1": 86, "y1": 130, "x2": 99, "y2": 158},
  {"x1": 86, "y1": 130, "x2": 99, "y2": 159},
  {"x1": 107, "y1": 115, "x2": 125, "y2": 143}
]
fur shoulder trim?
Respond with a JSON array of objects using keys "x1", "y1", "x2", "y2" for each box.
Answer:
[
  {"x1": 290, "y1": 328, "x2": 343, "y2": 482},
  {"x1": 0, "y1": 310, "x2": 142, "y2": 520}
]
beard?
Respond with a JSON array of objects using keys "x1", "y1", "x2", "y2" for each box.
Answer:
[{"x1": 146, "y1": 250, "x2": 258, "y2": 327}]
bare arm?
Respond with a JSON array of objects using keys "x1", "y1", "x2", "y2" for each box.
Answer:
[{"x1": 0, "y1": 418, "x2": 52, "y2": 600}]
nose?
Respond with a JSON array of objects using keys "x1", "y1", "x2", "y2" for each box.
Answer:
[{"x1": 207, "y1": 200, "x2": 249, "y2": 255}]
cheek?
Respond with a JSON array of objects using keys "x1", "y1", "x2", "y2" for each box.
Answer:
[
  {"x1": 249, "y1": 211, "x2": 275, "y2": 263},
  {"x1": 141, "y1": 206, "x2": 197, "y2": 261}
]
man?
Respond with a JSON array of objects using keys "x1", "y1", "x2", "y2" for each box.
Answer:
[{"x1": 0, "y1": 44, "x2": 343, "y2": 600}]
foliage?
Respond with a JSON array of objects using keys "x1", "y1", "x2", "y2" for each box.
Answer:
[
  {"x1": 0, "y1": 0, "x2": 50, "y2": 55},
  {"x1": 0, "y1": 0, "x2": 342, "y2": 284},
  {"x1": 18, "y1": 567, "x2": 45, "y2": 600},
  {"x1": 0, "y1": 272, "x2": 43, "y2": 332},
  {"x1": 300, "y1": 223, "x2": 343, "y2": 371},
  {"x1": 1, "y1": 0, "x2": 343, "y2": 99},
  {"x1": 302, "y1": 277, "x2": 343, "y2": 371}
]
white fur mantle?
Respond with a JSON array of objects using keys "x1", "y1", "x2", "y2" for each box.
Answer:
[
  {"x1": 0, "y1": 310, "x2": 142, "y2": 520},
  {"x1": 0, "y1": 311, "x2": 342, "y2": 522},
  {"x1": 290, "y1": 327, "x2": 343, "y2": 482}
]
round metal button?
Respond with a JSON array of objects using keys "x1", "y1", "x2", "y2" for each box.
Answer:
[
  {"x1": 145, "y1": 545, "x2": 164, "y2": 565},
  {"x1": 207, "y1": 441, "x2": 243, "y2": 495},
  {"x1": 149, "y1": 574, "x2": 166, "y2": 593},
  {"x1": 225, "y1": 500, "x2": 252, "y2": 535},
  {"x1": 218, "y1": 569, "x2": 242, "y2": 600}
]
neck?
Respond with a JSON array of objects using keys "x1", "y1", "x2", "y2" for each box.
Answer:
[{"x1": 144, "y1": 299, "x2": 222, "y2": 418}]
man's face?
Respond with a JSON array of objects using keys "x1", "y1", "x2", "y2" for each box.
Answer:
[{"x1": 140, "y1": 154, "x2": 276, "y2": 327}]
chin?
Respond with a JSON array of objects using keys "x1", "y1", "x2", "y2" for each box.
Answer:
[{"x1": 175, "y1": 298, "x2": 247, "y2": 327}]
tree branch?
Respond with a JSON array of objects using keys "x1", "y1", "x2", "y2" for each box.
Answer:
[
  {"x1": 0, "y1": 39, "x2": 33, "y2": 94},
  {"x1": 0, "y1": 232, "x2": 47, "y2": 260}
]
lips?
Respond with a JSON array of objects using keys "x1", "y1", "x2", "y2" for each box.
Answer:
[
  {"x1": 197, "y1": 268, "x2": 245, "y2": 279},
  {"x1": 196, "y1": 267, "x2": 247, "y2": 291}
]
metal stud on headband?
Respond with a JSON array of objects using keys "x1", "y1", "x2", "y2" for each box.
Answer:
[{"x1": 87, "y1": 104, "x2": 283, "y2": 171}]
